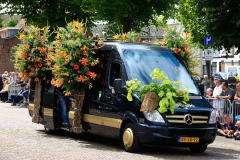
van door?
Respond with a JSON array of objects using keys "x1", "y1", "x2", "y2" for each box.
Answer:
[
  {"x1": 42, "y1": 81, "x2": 56, "y2": 130},
  {"x1": 82, "y1": 50, "x2": 110, "y2": 135},
  {"x1": 103, "y1": 60, "x2": 125, "y2": 138}
]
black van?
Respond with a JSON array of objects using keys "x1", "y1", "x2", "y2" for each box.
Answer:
[{"x1": 28, "y1": 42, "x2": 217, "y2": 153}]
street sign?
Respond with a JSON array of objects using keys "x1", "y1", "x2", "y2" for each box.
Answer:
[
  {"x1": 204, "y1": 36, "x2": 212, "y2": 45},
  {"x1": 204, "y1": 48, "x2": 213, "y2": 60}
]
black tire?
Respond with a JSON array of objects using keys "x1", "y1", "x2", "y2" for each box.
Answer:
[
  {"x1": 189, "y1": 145, "x2": 207, "y2": 153},
  {"x1": 122, "y1": 123, "x2": 142, "y2": 152}
]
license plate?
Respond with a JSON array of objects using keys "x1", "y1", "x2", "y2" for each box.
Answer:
[{"x1": 178, "y1": 137, "x2": 199, "y2": 143}]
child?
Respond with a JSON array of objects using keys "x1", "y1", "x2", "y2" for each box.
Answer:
[
  {"x1": 217, "y1": 115, "x2": 235, "y2": 138},
  {"x1": 233, "y1": 121, "x2": 240, "y2": 140}
]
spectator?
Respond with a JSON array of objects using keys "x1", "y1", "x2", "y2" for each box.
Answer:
[
  {"x1": 0, "y1": 77, "x2": 10, "y2": 102},
  {"x1": 217, "y1": 82, "x2": 235, "y2": 103},
  {"x1": 233, "y1": 121, "x2": 240, "y2": 140},
  {"x1": 9, "y1": 72, "x2": 15, "y2": 84},
  {"x1": 217, "y1": 115, "x2": 235, "y2": 138},
  {"x1": 0, "y1": 74, "x2": 3, "y2": 91},
  {"x1": 234, "y1": 82, "x2": 240, "y2": 101},
  {"x1": 206, "y1": 88, "x2": 213, "y2": 98},
  {"x1": 212, "y1": 76, "x2": 223, "y2": 122},
  {"x1": 10, "y1": 83, "x2": 26, "y2": 106}
]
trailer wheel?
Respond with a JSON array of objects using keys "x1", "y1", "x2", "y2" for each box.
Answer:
[
  {"x1": 189, "y1": 145, "x2": 207, "y2": 153},
  {"x1": 122, "y1": 123, "x2": 142, "y2": 152}
]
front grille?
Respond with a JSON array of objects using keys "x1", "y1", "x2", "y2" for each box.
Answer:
[{"x1": 165, "y1": 114, "x2": 208, "y2": 126}]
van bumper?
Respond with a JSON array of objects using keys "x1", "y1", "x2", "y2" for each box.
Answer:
[{"x1": 136, "y1": 123, "x2": 217, "y2": 147}]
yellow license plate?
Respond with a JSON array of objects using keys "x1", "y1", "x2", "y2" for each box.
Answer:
[{"x1": 178, "y1": 137, "x2": 199, "y2": 143}]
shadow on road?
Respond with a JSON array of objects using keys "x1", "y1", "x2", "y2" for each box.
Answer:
[{"x1": 35, "y1": 129, "x2": 239, "y2": 159}]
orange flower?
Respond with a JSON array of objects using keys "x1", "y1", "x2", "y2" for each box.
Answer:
[
  {"x1": 98, "y1": 40, "x2": 104, "y2": 46},
  {"x1": 51, "y1": 79, "x2": 56, "y2": 85},
  {"x1": 81, "y1": 58, "x2": 88, "y2": 66},
  {"x1": 35, "y1": 77, "x2": 39, "y2": 82},
  {"x1": 90, "y1": 72, "x2": 96, "y2": 80},
  {"x1": 65, "y1": 59, "x2": 70, "y2": 64},
  {"x1": 65, "y1": 91, "x2": 71, "y2": 96},
  {"x1": 77, "y1": 75, "x2": 85, "y2": 82}
]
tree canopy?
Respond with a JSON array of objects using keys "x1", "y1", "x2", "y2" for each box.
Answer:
[
  {"x1": 84, "y1": 0, "x2": 178, "y2": 34},
  {"x1": 177, "y1": 0, "x2": 240, "y2": 53},
  {"x1": 1, "y1": 0, "x2": 93, "y2": 30}
]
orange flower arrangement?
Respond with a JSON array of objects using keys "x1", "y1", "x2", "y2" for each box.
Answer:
[
  {"x1": 50, "y1": 21, "x2": 103, "y2": 95},
  {"x1": 14, "y1": 25, "x2": 52, "y2": 81}
]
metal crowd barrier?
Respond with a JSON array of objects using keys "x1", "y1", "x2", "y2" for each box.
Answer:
[
  {"x1": 231, "y1": 100, "x2": 240, "y2": 123},
  {"x1": 205, "y1": 97, "x2": 232, "y2": 124},
  {"x1": 8, "y1": 85, "x2": 21, "y2": 100}
]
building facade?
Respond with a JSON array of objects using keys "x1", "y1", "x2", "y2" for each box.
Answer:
[{"x1": 0, "y1": 27, "x2": 21, "y2": 73}]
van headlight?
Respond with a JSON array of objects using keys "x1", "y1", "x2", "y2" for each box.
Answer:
[
  {"x1": 209, "y1": 110, "x2": 216, "y2": 124},
  {"x1": 143, "y1": 110, "x2": 165, "y2": 123}
]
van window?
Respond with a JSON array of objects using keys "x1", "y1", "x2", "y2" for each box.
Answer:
[
  {"x1": 109, "y1": 62, "x2": 123, "y2": 87},
  {"x1": 123, "y1": 49, "x2": 200, "y2": 94}
]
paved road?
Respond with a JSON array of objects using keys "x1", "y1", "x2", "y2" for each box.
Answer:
[{"x1": 0, "y1": 102, "x2": 239, "y2": 160}]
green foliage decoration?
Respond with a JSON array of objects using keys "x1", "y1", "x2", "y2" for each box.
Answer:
[{"x1": 126, "y1": 68, "x2": 189, "y2": 114}]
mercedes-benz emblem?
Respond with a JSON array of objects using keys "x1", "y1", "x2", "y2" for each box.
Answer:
[{"x1": 184, "y1": 114, "x2": 193, "y2": 125}]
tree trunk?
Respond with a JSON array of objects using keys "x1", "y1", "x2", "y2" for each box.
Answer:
[
  {"x1": 32, "y1": 80, "x2": 42, "y2": 123},
  {"x1": 72, "y1": 91, "x2": 85, "y2": 134}
]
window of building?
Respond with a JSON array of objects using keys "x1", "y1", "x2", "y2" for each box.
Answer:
[{"x1": 212, "y1": 62, "x2": 217, "y2": 73}]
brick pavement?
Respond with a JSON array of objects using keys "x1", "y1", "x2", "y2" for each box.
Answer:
[{"x1": 0, "y1": 102, "x2": 239, "y2": 160}]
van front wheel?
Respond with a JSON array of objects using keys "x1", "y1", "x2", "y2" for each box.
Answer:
[{"x1": 122, "y1": 123, "x2": 142, "y2": 152}]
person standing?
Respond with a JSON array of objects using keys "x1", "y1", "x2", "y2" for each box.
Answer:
[{"x1": 212, "y1": 77, "x2": 224, "y2": 123}]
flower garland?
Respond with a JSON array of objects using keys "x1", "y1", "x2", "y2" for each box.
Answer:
[
  {"x1": 14, "y1": 26, "x2": 51, "y2": 81},
  {"x1": 155, "y1": 26, "x2": 200, "y2": 77}
]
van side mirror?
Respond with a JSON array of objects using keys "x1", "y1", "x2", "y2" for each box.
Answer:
[{"x1": 113, "y1": 79, "x2": 125, "y2": 94}]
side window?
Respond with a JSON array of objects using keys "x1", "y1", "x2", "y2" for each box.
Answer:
[{"x1": 109, "y1": 62, "x2": 122, "y2": 87}]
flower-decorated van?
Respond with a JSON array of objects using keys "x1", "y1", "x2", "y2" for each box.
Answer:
[{"x1": 28, "y1": 42, "x2": 217, "y2": 153}]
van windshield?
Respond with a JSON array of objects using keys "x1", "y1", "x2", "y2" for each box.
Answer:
[{"x1": 123, "y1": 49, "x2": 200, "y2": 94}]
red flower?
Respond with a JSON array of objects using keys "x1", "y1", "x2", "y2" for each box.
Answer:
[
  {"x1": 41, "y1": 36, "x2": 46, "y2": 40},
  {"x1": 44, "y1": 56, "x2": 48, "y2": 60},
  {"x1": 74, "y1": 64, "x2": 79, "y2": 70},
  {"x1": 38, "y1": 63, "x2": 43, "y2": 68},
  {"x1": 30, "y1": 66, "x2": 35, "y2": 71},
  {"x1": 86, "y1": 71, "x2": 91, "y2": 76},
  {"x1": 182, "y1": 60, "x2": 186, "y2": 64},
  {"x1": 71, "y1": 38, "x2": 74, "y2": 41},
  {"x1": 82, "y1": 50, "x2": 87, "y2": 55},
  {"x1": 24, "y1": 53, "x2": 28, "y2": 58},
  {"x1": 174, "y1": 48, "x2": 180, "y2": 53}
]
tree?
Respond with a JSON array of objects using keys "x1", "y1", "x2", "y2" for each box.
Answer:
[
  {"x1": 85, "y1": 0, "x2": 178, "y2": 34},
  {"x1": 177, "y1": 0, "x2": 240, "y2": 54},
  {"x1": 1, "y1": 0, "x2": 93, "y2": 30},
  {"x1": 0, "y1": 17, "x2": 3, "y2": 28},
  {"x1": 4, "y1": 17, "x2": 18, "y2": 27}
]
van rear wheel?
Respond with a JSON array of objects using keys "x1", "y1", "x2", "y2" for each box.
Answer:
[{"x1": 122, "y1": 123, "x2": 142, "y2": 152}]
